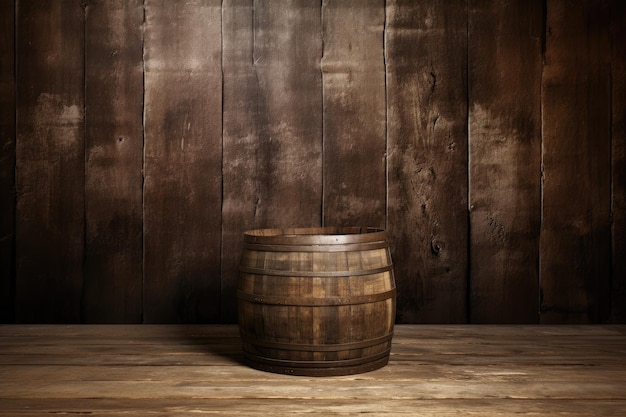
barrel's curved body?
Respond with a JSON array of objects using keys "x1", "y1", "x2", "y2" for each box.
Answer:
[{"x1": 237, "y1": 227, "x2": 396, "y2": 376}]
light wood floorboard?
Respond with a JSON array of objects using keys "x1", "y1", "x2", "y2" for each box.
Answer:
[{"x1": 1, "y1": 325, "x2": 625, "y2": 416}]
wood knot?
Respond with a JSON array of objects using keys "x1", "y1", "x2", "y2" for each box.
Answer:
[{"x1": 430, "y1": 239, "x2": 443, "y2": 256}]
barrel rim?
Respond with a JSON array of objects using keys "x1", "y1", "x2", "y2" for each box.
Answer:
[
  {"x1": 243, "y1": 227, "x2": 387, "y2": 245},
  {"x1": 242, "y1": 352, "x2": 390, "y2": 376}
]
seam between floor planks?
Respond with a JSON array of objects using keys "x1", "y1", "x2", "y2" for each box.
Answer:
[{"x1": 1, "y1": 325, "x2": 625, "y2": 416}]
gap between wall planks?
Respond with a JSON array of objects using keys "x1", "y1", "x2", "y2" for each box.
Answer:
[{"x1": 3, "y1": 0, "x2": 625, "y2": 324}]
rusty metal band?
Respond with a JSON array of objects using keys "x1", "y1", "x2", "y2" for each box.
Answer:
[
  {"x1": 239, "y1": 264, "x2": 393, "y2": 278},
  {"x1": 243, "y1": 240, "x2": 390, "y2": 252},
  {"x1": 243, "y1": 349, "x2": 391, "y2": 369},
  {"x1": 244, "y1": 227, "x2": 388, "y2": 246},
  {"x1": 243, "y1": 332, "x2": 393, "y2": 352},
  {"x1": 237, "y1": 288, "x2": 396, "y2": 306},
  {"x1": 243, "y1": 354, "x2": 390, "y2": 376}
]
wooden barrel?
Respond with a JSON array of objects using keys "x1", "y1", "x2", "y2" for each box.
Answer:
[{"x1": 237, "y1": 227, "x2": 396, "y2": 376}]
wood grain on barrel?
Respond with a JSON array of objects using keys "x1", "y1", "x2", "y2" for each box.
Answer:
[{"x1": 238, "y1": 228, "x2": 395, "y2": 376}]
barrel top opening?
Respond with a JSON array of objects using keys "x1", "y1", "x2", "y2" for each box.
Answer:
[{"x1": 243, "y1": 227, "x2": 388, "y2": 245}]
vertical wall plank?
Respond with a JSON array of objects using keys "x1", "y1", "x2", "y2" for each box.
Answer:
[
  {"x1": 143, "y1": 0, "x2": 223, "y2": 323},
  {"x1": 610, "y1": 0, "x2": 626, "y2": 323},
  {"x1": 386, "y1": 0, "x2": 469, "y2": 323},
  {"x1": 15, "y1": 0, "x2": 85, "y2": 322},
  {"x1": 0, "y1": 0, "x2": 15, "y2": 322},
  {"x1": 222, "y1": 0, "x2": 323, "y2": 322},
  {"x1": 321, "y1": 0, "x2": 386, "y2": 228},
  {"x1": 4, "y1": 1, "x2": 625, "y2": 325},
  {"x1": 83, "y1": 0, "x2": 144, "y2": 323},
  {"x1": 468, "y1": 0, "x2": 542, "y2": 323},
  {"x1": 541, "y1": 0, "x2": 612, "y2": 323},
  {"x1": 221, "y1": 0, "x2": 254, "y2": 323}
]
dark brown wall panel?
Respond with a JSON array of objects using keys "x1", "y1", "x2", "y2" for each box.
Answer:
[
  {"x1": 2, "y1": 0, "x2": 625, "y2": 324},
  {"x1": 221, "y1": 0, "x2": 323, "y2": 322},
  {"x1": 143, "y1": 0, "x2": 223, "y2": 323},
  {"x1": 322, "y1": 0, "x2": 386, "y2": 228},
  {"x1": 0, "y1": 0, "x2": 15, "y2": 322},
  {"x1": 386, "y1": 0, "x2": 469, "y2": 323},
  {"x1": 15, "y1": 0, "x2": 85, "y2": 323},
  {"x1": 221, "y1": 0, "x2": 254, "y2": 323},
  {"x1": 610, "y1": 0, "x2": 626, "y2": 323},
  {"x1": 541, "y1": 0, "x2": 612, "y2": 323},
  {"x1": 468, "y1": 0, "x2": 542, "y2": 323},
  {"x1": 83, "y1": 0, "x2": 144, "y2": 323}
]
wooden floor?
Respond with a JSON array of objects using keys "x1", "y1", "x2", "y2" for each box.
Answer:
[{"x1": 1, "y1": 325, "x2": 625, "y2": 416}]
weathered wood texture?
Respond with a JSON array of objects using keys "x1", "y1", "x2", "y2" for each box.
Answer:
[
  {"x1": 541, "y1": 0, "x2": 612, "y2": 323},
  {"x1": 143, "y1": 0, "x2": 223, "y2": 323},
  {"x1": 322, "y1": 0, "x2": 387, "y2": 228},
  {"x1": 468, "y1": 0, "x2": 542, "y2": 323},
  {"x1": 1, "y1": 324, "x2": 625, "y2": 416},
  {"x1": 0, "y1": 0, "x2": 15, "y2": 322},
  {"x1": 386, "y1": 0, "x2": 469, "y2": 323},
  {"x1": 611, "y1": 0, "x2": 626, "y2": 323},
  {"x1": 83, "y1": 0, "x2": 144, "y2": 323},
  {"x1": 237, "y1": 228, "x2": 395, "y2": 376},
  {"x1": 2, "y1": 0, "x2": 625, "y2": 324},
  {"x1": 15, "y1": 0, "x2": 85, "y2": 323},
  {"x1": 221, "y1": 0, "x2": 323, "y2": 322}
]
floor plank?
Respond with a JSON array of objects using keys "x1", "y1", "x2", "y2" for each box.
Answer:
[{"x1": 1, "y1": 325, "x2": 625, "y2": 415}]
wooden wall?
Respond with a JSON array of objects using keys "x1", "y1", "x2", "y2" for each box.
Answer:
[{"x1": 0, "y1": 0, "x2": 624, "y2": 324}]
